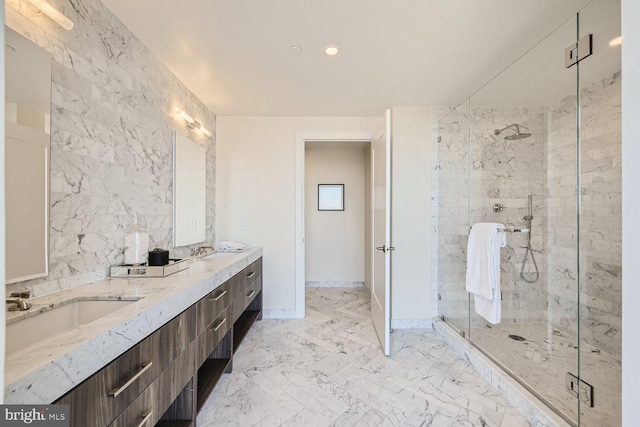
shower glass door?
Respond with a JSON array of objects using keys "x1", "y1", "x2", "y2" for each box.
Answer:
[
  {"x1": 435, "y1": 99, "x2": 470, "y2": 339},
  {"x1": 467, "y1": 12, "x2": 580, "y2": 425},
  {"x1": 435, "y1": 3, "x2": 622, "y2": 424},
  {"x1": 577, "y1": 1, "x2": 621, "y2": 425}
]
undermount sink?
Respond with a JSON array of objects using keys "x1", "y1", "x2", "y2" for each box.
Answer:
[
  {"x1": 202, "y1": 251, "x2": 241, "y2": 260},
  {"x1": 5, "y1": 298, "x2": 141, "y2": 357}
]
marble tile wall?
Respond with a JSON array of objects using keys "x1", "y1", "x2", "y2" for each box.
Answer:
[
  {"x1": 468, "y1": 106, "x2": 547, "y2": 324},
  {"x1": 433, "y1": 105, "x2": 470, "y2": 330},
  {"x1": 545, "y1": 72, "x2": 622, "y2": 358},
  {"x1": 433, "y1": 105, "x2": 546, "y2": 326},
  {"x1": 5, "y1": 0, "x2": 216, "y2": 297},
  {"x1": 434, "y1": 72, "x2": 622, "y2": 359}
]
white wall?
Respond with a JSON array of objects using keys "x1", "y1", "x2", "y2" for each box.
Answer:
[
  {"x1": 216, "y1": 113, "x2": 435, "y2": 320},
  {"x1": 305, "y1": 143, "x2": 366, "y2": 283},
  {"x1": 216, "y1": 116, "x2": 379, "y2": 314},
  {"x1": 621, "y1": 0, "x2": 639, "y2": 424},
  {"x1": 390, "y1": 107, "x2": 434, "y2": 324}
]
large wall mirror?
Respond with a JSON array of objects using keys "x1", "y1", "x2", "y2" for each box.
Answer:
[
  {"x1": 173, "y1": 131, "x2": 206, "y2": 247},
  {"x1": 5, "y1": 26, "x2": 52, "y2": 284}
]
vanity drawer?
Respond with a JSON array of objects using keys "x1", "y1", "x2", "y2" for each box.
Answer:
[
  {"x1": 244, "y1": 259, "x2": 262, "y2": 288},
  {"x1": 196, "y1": 307, "x2": 231, "y2": 367},
  {"x1": 232, "y1": 260, "x2": 262, "y2": 298},
  {"x1": 196, "y1": 281, "x2": 231, "y2": 335},
  {"x1": 109, "y1": 342, "x2": 195, "y2": 427},
  {"x1": 56, "y1": 306, "x2": 196, "y2": 427},
  {"x1": 245, "y1": 273, "x2": 262, "y2": 305},
  {"x1": 231, "y1": 260, "x2": 262, "y2": 321}
]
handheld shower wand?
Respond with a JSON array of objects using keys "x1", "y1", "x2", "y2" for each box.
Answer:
[{"x1": 521, "y1": 195, "x2": 539, "y2": 283}]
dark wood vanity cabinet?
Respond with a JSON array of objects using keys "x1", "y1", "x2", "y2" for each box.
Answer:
[
  {"x1": 232, "y1": 258, "x2": 263, "y2": 351},
  {"x1": 55, "y1": 257, "x2": 263, "y2": 427},
  {"x1": 56, "y1": 307, "x2": 196, "y2": 427}
]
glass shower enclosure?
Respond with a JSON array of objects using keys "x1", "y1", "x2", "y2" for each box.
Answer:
[{"x1": 434, "y1": 1, "x2": 621, "y2": 425}]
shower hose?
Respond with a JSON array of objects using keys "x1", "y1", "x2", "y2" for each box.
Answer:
[{"x1": 520, "y1": 230, "x2": 539, "y2": 283}]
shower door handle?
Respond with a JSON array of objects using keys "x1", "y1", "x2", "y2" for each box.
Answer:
[{"x1": 376, "y1": 245, "x2": 387, "y2": 252}]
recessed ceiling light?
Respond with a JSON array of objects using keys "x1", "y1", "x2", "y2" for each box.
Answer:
[
  {"x1": 609, "y1": 36, "x2": 622, "y2": 47},
  {"x1": 324, "y1": 45, "x2": 339, "y2": 56},
  {"x1": 289, "y1": 45, "x2": 302, "y2": 55}
]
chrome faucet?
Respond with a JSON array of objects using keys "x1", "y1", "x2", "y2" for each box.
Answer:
[
  {"x1": 192, "y1": 245, "x2": 215, "y2": 257},
  {"x1": 6, "y1": 291, "x2": 31, "y2": 311},
  {"x1": 198, "y1": 245, "x2": 214, "y2": 256}
]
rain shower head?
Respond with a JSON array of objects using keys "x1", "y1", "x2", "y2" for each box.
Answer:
[
  {"x1": 494, "y1": 123, "x2": 531, "y2": 140},
  {"x1": 504, "y1": 132, "x2": 531, "y2": 140}
]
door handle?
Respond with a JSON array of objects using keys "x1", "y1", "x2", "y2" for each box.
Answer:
[{"x1": 376, "y1": 245, "x2": 387, "y2": 253}]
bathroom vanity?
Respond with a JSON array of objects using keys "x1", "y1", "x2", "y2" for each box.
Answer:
[{"x1": 4, "y1": 249, "x2": 263, "y2": 427}]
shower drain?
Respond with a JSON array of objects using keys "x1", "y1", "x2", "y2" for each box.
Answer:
[{"x1": 508, "y1": 334, "x2": 527, "y2": 342}]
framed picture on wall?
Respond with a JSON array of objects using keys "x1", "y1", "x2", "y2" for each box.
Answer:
[{"x1": 318, "y1": 184, "x2": 344, "y2": 211}]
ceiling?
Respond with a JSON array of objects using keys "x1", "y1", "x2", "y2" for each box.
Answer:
[{"x1": 101, "y1": 0, "x2": 594, "y2": 116}]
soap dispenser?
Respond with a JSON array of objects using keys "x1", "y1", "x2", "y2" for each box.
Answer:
[{"x1": 124, "y1": 214, "x2": 149, "y2": 265}]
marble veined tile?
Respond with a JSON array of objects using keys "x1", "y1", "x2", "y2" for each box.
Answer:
[
  {"x1": 469, "y1": 321, "x2": 620, "y2": 427},
  {"x1": 197, "y1": 288, "x2": 530, "y2": 426}
]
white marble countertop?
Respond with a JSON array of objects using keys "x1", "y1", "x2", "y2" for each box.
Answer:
[{"x1": 4, "y1": 248, "x2": 263, "y2": 404}]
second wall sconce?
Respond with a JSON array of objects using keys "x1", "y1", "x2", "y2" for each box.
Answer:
[
  {"x1": 25, "y1": 0, "x2": 74, "y2": 30},
  {"x1": 175, "y1": 108, "x2": 212, "y2": 138}
]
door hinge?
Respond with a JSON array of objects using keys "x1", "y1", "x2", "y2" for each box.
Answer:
[
  {"x1": 565, "y1": 34, "x2": 593, "y2": 68},
  {"x1": 566, "y1": 372, "x2": 594, "y2": 407}
]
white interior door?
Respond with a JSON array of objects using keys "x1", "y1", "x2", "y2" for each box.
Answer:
[{"x1": 371, "y1": 109, "x2": 391, "y2": 355}]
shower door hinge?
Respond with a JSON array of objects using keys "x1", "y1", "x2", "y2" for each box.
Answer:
[
  {"x1": 438, "y1": 293, "x2": 442, "y2": 300},
  {"x1": 566, "y1": 372, "x2": 594, "y2": 407},
  {"x1": 565, "y1": 34, "x2": 593, "y2": 68}
]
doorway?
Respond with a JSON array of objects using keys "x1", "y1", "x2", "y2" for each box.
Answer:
[
  {"x1": 304, "y1": 141, "x2": 371, "y2": 290},
  {"x1": 294, "y1": 132, "x2": 373, "y2": 319}
]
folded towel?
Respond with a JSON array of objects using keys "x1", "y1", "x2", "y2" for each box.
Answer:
[
  {"x1": 465, "y1": 223, "x2": 506, "y2": 324},
  {"x1": 218, "y1": 240, "x2": 248, "y2": 251}
]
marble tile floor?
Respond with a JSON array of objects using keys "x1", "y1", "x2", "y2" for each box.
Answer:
[
  {"x1": 197, "y1": 288, "x2": 530, "y2": 426},
  {"x1": 469, "y1": 322, "x2": 621, "y2": 427}
]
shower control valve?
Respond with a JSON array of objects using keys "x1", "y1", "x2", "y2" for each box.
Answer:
[{"x1": 492, "y1": 203, "x2": 504, "y2": 213}]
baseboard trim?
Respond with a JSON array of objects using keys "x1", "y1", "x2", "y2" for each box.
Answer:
[
  {"x1": 391, "y1": 319, "x2": 433, "y2": 329},
  {"x1": 262, "y1": 309, "x2": 298, "y2": 319},
  {"x1": 305, "y1": 281, "x2": 365, "y2": 288}
]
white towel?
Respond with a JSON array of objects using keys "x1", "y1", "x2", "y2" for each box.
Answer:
[
  {"x1": 465, "y1": 223, "x2": 506, "y2": 324},
  {"x1": 218, "y1": 240, "x2": 248, "y2": 251}
]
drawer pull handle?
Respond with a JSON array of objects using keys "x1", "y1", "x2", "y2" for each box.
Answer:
[
  {"x1": 246, "y1": 290, "x2": 256, "y2": 299},
  {"x1": 212, "y1": 317, "x2": 227, "y2": 331},
  {"x1": 137, "y1": 411, "x2": 153, "y2": 427},
  {"x1": 246, "y1": 271, "x2": 256, "y2": 279},
  {"x1": 107, "y1": 361, "x2": 153, "y2": 397},
  {"x1": 211, "y1": 290, "x2": 227, "y2": 301}
]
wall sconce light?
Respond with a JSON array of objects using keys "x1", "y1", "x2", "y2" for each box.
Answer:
[
  {"x1": 25, "y1": 0, "x2": 74, "y2": 30},
  {"x1": 176, "y1": 108, "x2": 195, "y2": 126},
  {"x1": 195, "y1": 122, "x2": 212, "y2": 137},
  {"x1": 175, "y1": 108, "x2": 212, "y2": 138}
]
